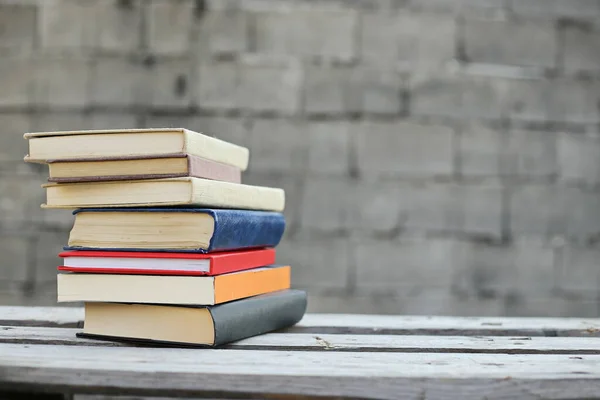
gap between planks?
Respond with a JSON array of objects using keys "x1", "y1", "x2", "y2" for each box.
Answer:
[{"x1": 3, "y1": 325, "x2": 600, "y2": 355}]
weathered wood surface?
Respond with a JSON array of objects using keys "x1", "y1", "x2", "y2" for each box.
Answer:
[
  {"x1": 2, "y1": 343, "x2": 600, "y2": 399},
  {"x1": 3, "y1": 306, "x2": 600, "y2": 336},
  {"x1": 4, "y1": 325, "x2": 600, "y2": 355},
  {"x1": 295, "y1": 313, "x2": 600, "y2": 336},
  {"x1": 4, "y1": 307, "x2": 600, "y2": 399}
]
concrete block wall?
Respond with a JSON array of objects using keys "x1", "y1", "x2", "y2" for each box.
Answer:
[{"x1": 1, "y1": 0, "x2": 600, "y2": 316}]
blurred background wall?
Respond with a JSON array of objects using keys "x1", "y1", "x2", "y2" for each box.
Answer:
[{"x1": 1, "y1": 0, "x2": 600, "y2": 316}]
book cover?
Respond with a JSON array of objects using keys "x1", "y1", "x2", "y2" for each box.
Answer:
[
  {"x1": 24, "y1": 128, "x2": 249, "y2": 170},
  {"x1": 65, "y1": 208, "x2": 286, "y2": 253},
  {"x1": 47, "y1": 154, "x2": 242, "y2": 184},
  {"x1": 77, "y1": 289, "x2": 308, "y2": 347},
  {"x1": 59, "y1": 248, "x2": 276, "y2": 275},
  {"x1": 42, "y1": 177, "x2": 285, "y2": 212},
  {"x1": 209, "y1": 289, "x2": 306, "y2": 346},
  {"x1": 57, "y1": 265, "x2": 291, "y2": 305}
]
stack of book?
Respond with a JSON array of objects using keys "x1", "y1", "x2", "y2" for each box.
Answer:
[{"x1": 24, "y1": 128, "x2": 307, "y2": 347}]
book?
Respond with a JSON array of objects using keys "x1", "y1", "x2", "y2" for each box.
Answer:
[
  {"x1": 58, "y1": 248, "x2": 276, "y2": 275},
  {"x1": 65, "y1": 208, "x2": 286, "y2": 253},
  {"x1": 57, "y1": 265, "x2": 290, "y2": 305},
  {"x1": 47, "y1": 154, "x2": 241, "y2": 184},
  {"x1": 24, "y1": 128, "x2": 249, "y2": 170},
  {"x1": 41, "y1": 177, "x2": 285, "y2": 212},
  {"x1": 78, "y1": 289, "x2": 307, "y2": 346}
]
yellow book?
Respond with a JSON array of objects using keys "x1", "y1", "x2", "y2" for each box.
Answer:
[{"x1": 42, "y1": 177, "x2": 285, "y2": 212}]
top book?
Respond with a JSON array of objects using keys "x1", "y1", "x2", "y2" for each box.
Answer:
[{"x1": 23, "y1": 128, "x2": 249, "y2": 171}]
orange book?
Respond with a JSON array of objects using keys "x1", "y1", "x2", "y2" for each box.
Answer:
[{"x1": 57, "y1": 265, "x2": 290, "y2": 305}]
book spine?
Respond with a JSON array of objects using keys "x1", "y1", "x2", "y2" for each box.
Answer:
[
  {"x1": 208, "y1": 210, "x2": 286, "y2": 252},
  {"x1": 209, "y1": 289, "x2": 307, "y2": 346},
  {"x1": 187, "y1": 155, "x2": 242, "y2": 184},
  {"x1": 209, "y1": 249, "x2": 276, "y2": 275}
]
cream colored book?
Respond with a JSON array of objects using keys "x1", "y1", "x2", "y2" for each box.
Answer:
[
  {"x1": 24, "y1": 128, "x2": 249, "y2": 170},
  {"x1": 57, "y1": 266, "x2": 291, "y2": 305},
  {"x1": 42, "y1": 177, "x2": 285, "y2": 211},
  {"x1": 80, "y1": 290, "x2": 307, "y2": 346}
]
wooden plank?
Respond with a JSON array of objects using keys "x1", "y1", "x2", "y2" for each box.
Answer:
[
  {"x1": 4, "y1": 326, "x2": 600, "y2": 355},
  {"x1": 3, "y1": 306, "x2": 600, "y2": 337},
  {"x1": 293, "y1": 313, "x2": 600, "y2": 337},
  {"x1": 0, "y1": 306, "x2": 83, "y2": 328},
  {"x1": 1, "y1": 343, "x2": 600, "y2": 399}
]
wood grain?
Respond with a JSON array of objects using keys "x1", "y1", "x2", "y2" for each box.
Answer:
[
  {"x1": 4, "y1": 326, "x2": 600, "y2": 355},
  {"x1": 1, "y1": 343, "x2": 600, "y2": 399},
  {"x1": 4, "y1": 307, "x2": 600, "y2": 399},
  {"x1": 3, "y1": 307, "x2": 600, "y2": 337}
]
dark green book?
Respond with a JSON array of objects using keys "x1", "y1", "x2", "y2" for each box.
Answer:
[{"x1": 77, "y1": 290, "x2": 307, "y2": 347}]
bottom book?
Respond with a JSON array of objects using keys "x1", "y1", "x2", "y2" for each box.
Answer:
[{"x1": 78, "y1": 289, "x2": 307, "y2": 347}]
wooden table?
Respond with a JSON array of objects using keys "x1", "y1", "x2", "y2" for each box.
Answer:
[{"x1": 2, "y1": 307, "x2": 600, "y2": 399}]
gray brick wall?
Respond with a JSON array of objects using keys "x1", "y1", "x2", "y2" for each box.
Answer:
[{"x1": 1, "y1": 0, "x2": 600, "y2": 317}]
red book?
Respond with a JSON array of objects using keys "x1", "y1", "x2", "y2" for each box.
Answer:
[{"x1": 58, "y1": 248, "x2": 276, "y2": 276}]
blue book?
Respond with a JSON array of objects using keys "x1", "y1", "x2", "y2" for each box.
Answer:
[{"x1": 64, "y1": 208, "x2": 286, "y2": 253}]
